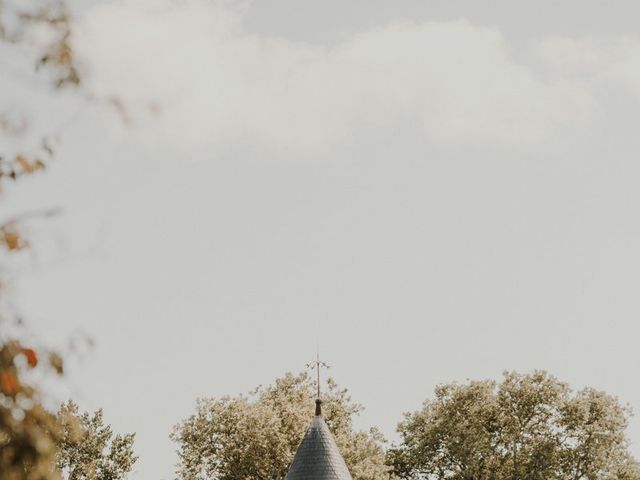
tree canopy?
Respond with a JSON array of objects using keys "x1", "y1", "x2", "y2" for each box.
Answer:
[
  {"x1": 56, "y1": 401, "x2": 137, "y2": 480},
  {"x1": 389, "y1": 370, "x2": 640, "y2": 480},
  {"x1": 171, "y1": 371, "x2": 393, "y2": 480}
]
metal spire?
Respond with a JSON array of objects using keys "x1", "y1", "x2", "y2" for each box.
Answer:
[{"x1": 306, "y1": 347, "x2": 329, "y2": 415}]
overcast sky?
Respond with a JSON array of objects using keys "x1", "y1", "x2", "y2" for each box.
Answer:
[{"x1": 3, "y1": 1, "x2": 640, "y2": 479}]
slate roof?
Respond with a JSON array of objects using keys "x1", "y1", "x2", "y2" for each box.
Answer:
[{"x1": 285, "y1": 405, "x2": 353, "y2": 480}]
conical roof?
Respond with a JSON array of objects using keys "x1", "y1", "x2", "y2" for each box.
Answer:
[{"x1": 285, "y1": 401, "x2": 353, "y2": 480}]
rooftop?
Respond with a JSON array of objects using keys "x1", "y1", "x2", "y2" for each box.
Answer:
[{"x1": 285, "y1": 400, "x2": 353, "y2": 480}]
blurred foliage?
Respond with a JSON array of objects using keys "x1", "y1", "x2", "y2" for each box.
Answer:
[
  {"x1": 0, "y1": 341, "x2": 64, "y2": 480},
  {"x1": 389, "y1": 370, "x2": 640, "y2": 480},
  {"x1": 0, "y1": 154, "x2": 46, "y2": 183},
  {"x1": 56, "y1": 401, "x2": 137, "y2": 480},
  {"x1": 0, "y1": 0, "x2": 81, "y2": 184},
  {"x1": 0, "y1": 345, "x2": 136, "y2": 480},
  {"x1": 0, "y1": 0, "x2": 80, "y2": 87},
  {"x1": 171, "y1": 371, "x2": 394, "y2": 480},
  {"x1": 1, "y1": 2, "x2": 82, "y2": 479}
]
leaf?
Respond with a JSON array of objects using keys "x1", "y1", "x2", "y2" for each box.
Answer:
[
  {"x1": 49, "y1": 352, "x2": 64, "y2": 374},
  {"x1": 22, "y1": 348, "x2": 39, "y2": 367},
  {"x1": 16, "y1": 154, "x2": 35, "y2": 173},
  {"x1": 2, "y1": 229, "x2": 26, "y2": 251},
  {"x1": 0, "y1": 371, "x2": 19, "y2": 395}
]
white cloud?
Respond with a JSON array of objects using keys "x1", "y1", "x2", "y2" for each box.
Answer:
[{"x1": 74, "y1": 0, "x2": 636, "y2": 160}]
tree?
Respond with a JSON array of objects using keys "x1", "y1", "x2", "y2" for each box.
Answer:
[
  {"x1": 389, "y1": 370, "x2": 640, "y2": 480},
  {"x1": 171, "y1": 372, "x2": 393, "y2": 480},
  {"x1": 55, "y1": 401, "x2": 137, "y2": 480},
  {"x1": 0, "y1": 341, "x2": 64, "y2": 480}
]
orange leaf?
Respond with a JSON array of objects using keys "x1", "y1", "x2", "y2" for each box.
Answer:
[
  {"x1": 0, "y1": 371, "x2": 19, "y2": 395},
  {"x1": 22, "y1": 348, "x2": 38, "y2": 367}
]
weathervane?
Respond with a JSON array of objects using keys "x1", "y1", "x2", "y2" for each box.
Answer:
[{"x1": 306, "y1": 349, "x2": 329, "y2": 415}]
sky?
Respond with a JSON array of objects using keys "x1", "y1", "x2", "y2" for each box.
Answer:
[{"x1": 2, "y1": 1, "x2": 640, "y2": 479}]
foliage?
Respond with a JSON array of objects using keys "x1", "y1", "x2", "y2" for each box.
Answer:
[
  {"x1": 0, "y1": 345, "x2": 135, "y2": 480},
  {"x1": 0, "y1": 0, "x2": 80, "y2": 87},
  {"x1": 56, "y1": 401, "x2": 137, "y2": 480},
  {"x1": 389, "y1": 370, "x2": 640, "y2": 480},
  {"x1": 2, "y1": 4, "x2": 134, "y2": 480},
  {"x1": 0, "y1": 341, "x2": 64, "y2": 480},
  {"x1": 0, "y1": 0, "x2": 81, "y2": 184},
  {"x1": 1, "y1": 2, "x2": 82, "y2": 478},
  {"x1": 171, "y1": 371, "x2": 393, "y2": 480}
]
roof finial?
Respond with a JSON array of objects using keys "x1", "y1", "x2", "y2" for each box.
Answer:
[{"x1": 307, "y1": 347, "x2": 329, "y2": 416}]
